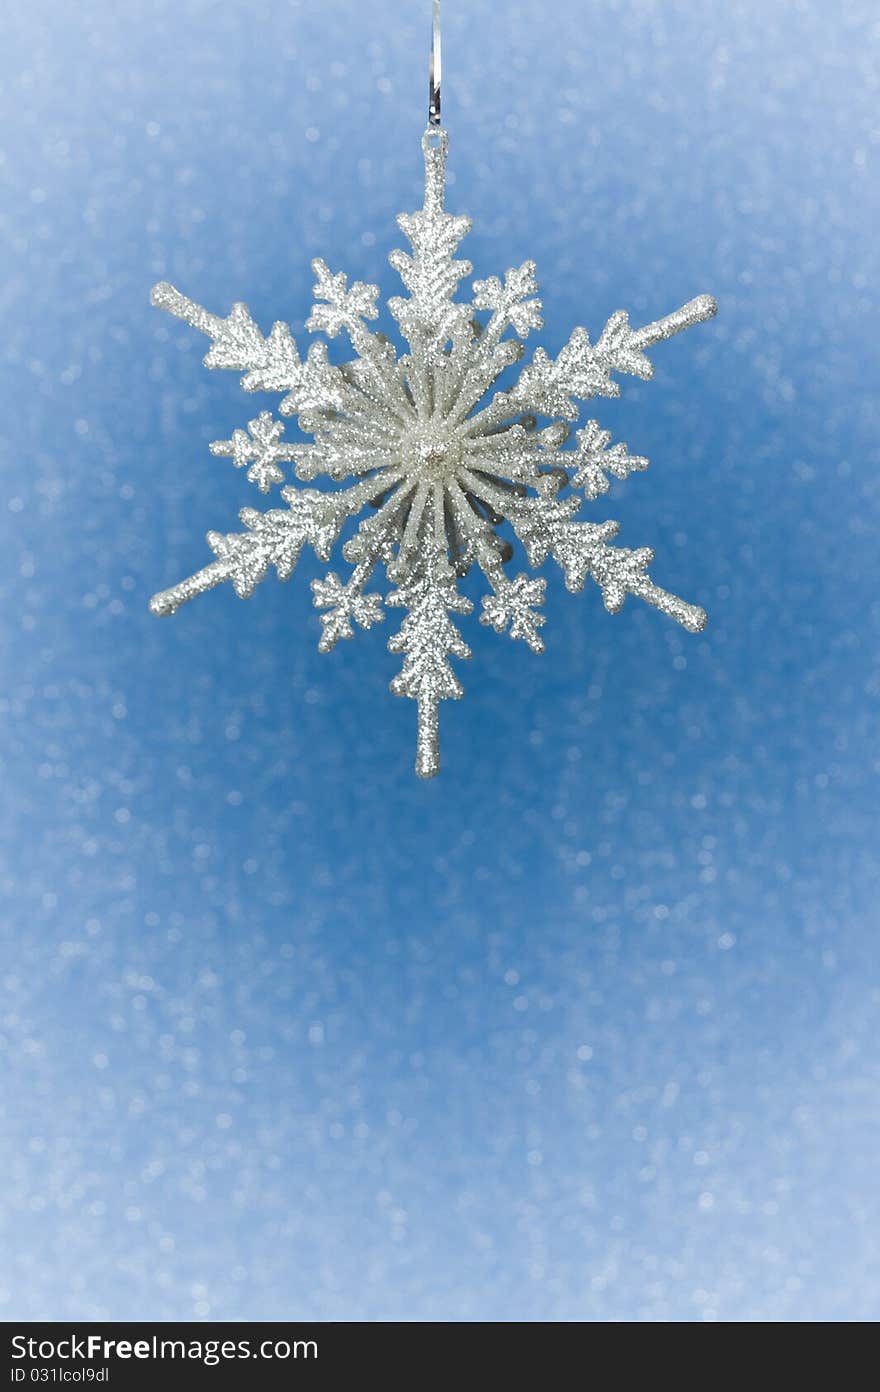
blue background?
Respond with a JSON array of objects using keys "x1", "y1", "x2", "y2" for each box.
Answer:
[{"x1": 1, "y1": 0, "x2": 878, "y2": 1321}]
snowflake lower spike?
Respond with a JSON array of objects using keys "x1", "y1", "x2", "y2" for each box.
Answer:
[{"x1": 148, "y1": 109, "x2": 715, "y2": 776}]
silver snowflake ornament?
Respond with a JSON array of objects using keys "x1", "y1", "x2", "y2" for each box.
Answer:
[{"x1": 149, "y1": 127, "x2": 716, "y2": 777}]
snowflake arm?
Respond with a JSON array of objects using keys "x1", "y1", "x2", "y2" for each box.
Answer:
[
  {"x1": 304, "y1": 258, "x2": 414, "y2": 426},
  {"x1": 480, "y1": 574, "x2": 547, "y2": 653},
  {"x1": 387, "y1": 551, "x2": 473, "y2": 778},
  {"x1": 461, "y1": 294, "x2": 717, "y2": 435},
  {"x1": 150, "y1": 281, "x2": 346, "y2": 418},
  {"x1": 306, "y1": 258, "x2": 379, "y2": 339},
  {"x1": 511, "y1": 294, "x2": 717, "y2": 419},
  {"x1": 569, "y1": 420, "x2": 648, "y2": 501},
  {"x1": 210, "y1": 411, "x2": 297, "y2": 493},
  {"x1": 472, "y1": 261, "x2": 543, "y2": 340},
  {"x1": 149, "y1": 488, "x2": 338, "y2": 617},
  {"x1": 509, "y1": 491, "x2": 706, "y2": 632},
  {"x1": 589, "y1": 541, "x2": 706, "y2": 632},
  {"x1": 388, "y1": 129, "x2": 473, "y2": 350},
  {"x1": 311, "y1": 565, "x2": 385, "y2": 653}
]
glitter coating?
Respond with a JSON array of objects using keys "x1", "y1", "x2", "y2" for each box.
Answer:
[{"x1": 149, "y1": 127, "x2": 716, "y2": 776}]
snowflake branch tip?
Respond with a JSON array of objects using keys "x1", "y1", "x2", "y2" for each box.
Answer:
[
  {"x1": 589, "y1": 543, "x2": 707, "y2": 632},
  {"x1": 149, "y1": 562, "x2": 227, "y2": 617},
  {"x1": 415, "y1": 701, "x2": 441, "y2": 779},
  {"x1": 630, "y1": 294, "x2": 718, "y2": 350},
  {"x1": 151, "y1": 281, "x2": 223, "y2": 337}
]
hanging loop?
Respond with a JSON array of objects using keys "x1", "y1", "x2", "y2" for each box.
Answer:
[{"x1": 429, "y1": 0, "x2": 442, "y2": 126}]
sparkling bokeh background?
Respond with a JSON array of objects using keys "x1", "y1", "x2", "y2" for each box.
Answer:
[{"x1": 1, "y1": 0, "x2": 878, "y2": 1321}]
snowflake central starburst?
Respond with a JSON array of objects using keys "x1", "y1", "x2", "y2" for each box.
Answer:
[{"x1": 149, "y1": 127, "x2": 716, "y2": 777}]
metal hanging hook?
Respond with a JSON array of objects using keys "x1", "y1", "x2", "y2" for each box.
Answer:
[{"x1": 429, "y1": 0, "x2": 442, "y2": 126}]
